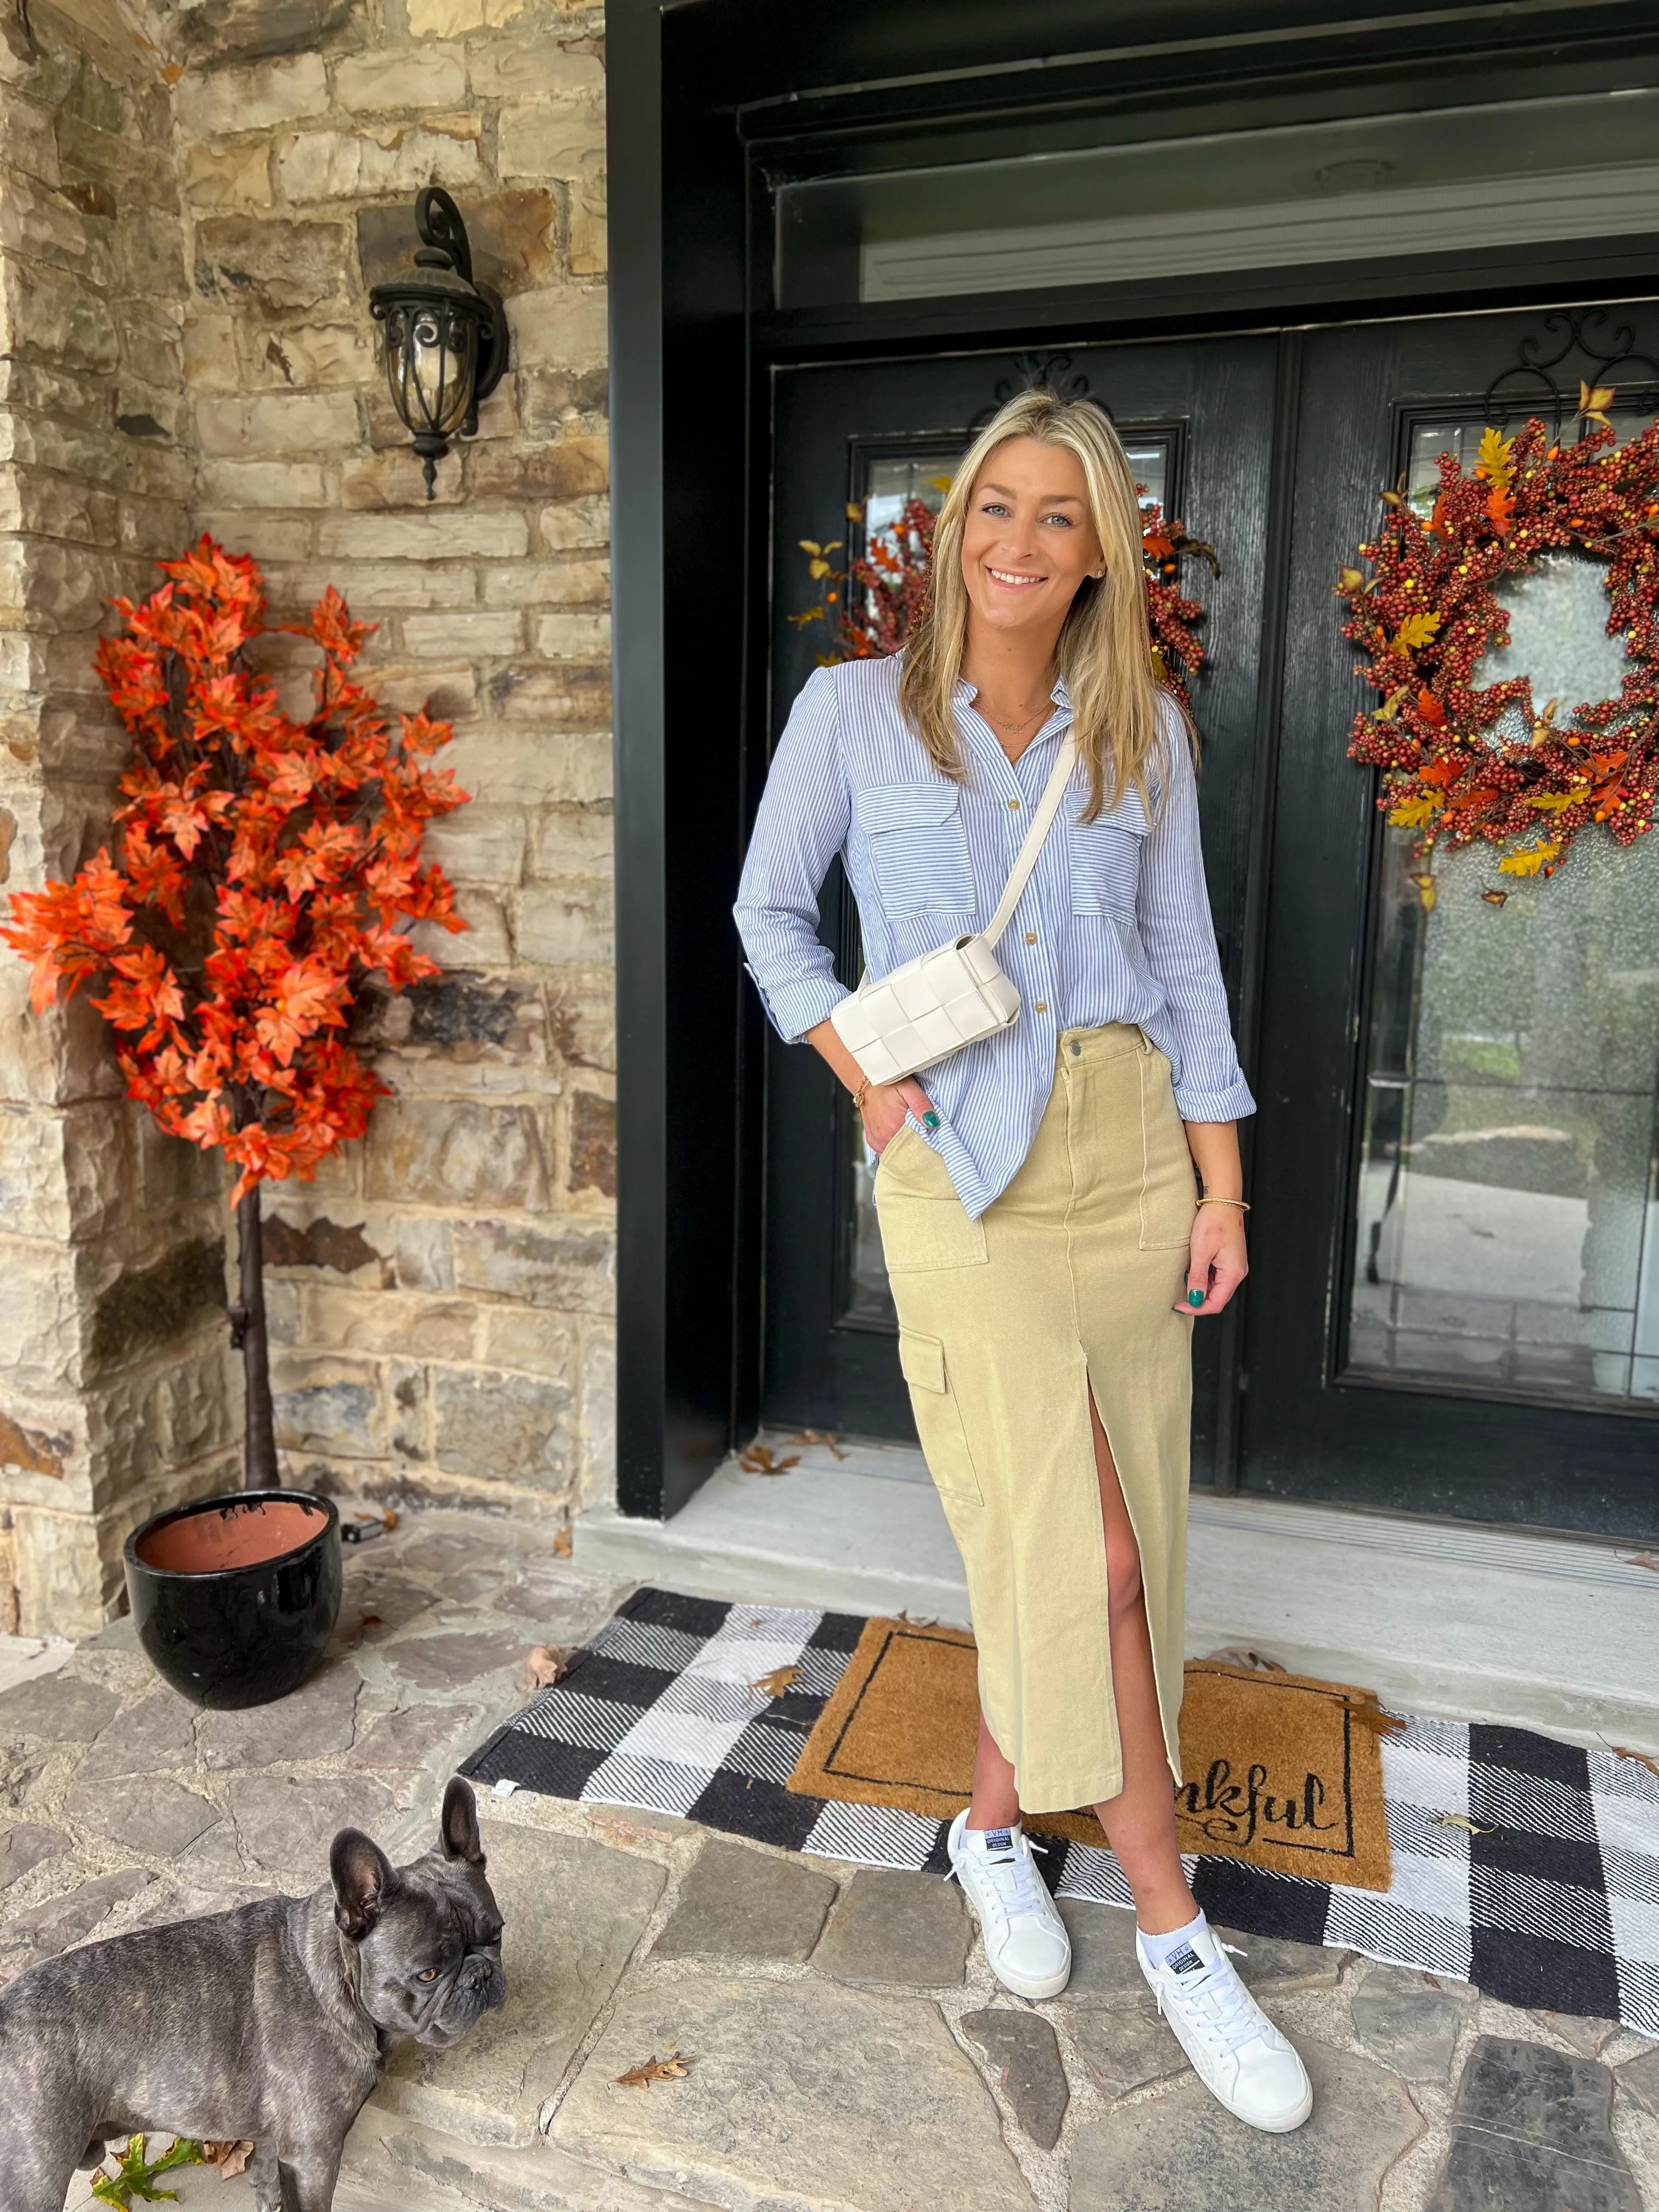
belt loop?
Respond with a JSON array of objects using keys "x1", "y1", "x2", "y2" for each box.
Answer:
[{"x1": 1137, "y1": 1024, "x2": 1153, "y2": 1054}]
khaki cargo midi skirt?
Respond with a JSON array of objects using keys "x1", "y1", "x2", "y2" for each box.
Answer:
[{"x1": 874, "y1": 1021, "x2": 1197, "y2": 1814}]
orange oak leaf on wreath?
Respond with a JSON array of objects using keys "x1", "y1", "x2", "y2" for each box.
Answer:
[{"x1": 0, "y1": 537, "x2": 470, "y2": 1488}]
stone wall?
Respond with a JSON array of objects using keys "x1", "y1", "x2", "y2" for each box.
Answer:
[
  {"x1": 171, "y1": 0, "x2": 615, "y2": 1530},
  {"x1": 0, "y1": 0, "x2": 616, "y2": 1634},
  {"x1": 0, "y1": 0, "x2": 237, "y2": 1637}
]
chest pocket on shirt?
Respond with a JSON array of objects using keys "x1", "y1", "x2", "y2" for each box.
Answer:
[
  {"x1": 855, "y1": 781, "x2": 975, "y2": 918},
  {"x1": 1067, "y1": 788, "x2": 1150, "y2": 919}
]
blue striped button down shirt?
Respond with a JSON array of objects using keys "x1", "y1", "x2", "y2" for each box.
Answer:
[{"x1": 734, "y1": 653, "x2": 1255, "y2": 1220}]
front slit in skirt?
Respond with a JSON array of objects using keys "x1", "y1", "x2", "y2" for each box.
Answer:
[{"x1": 873, "y1": 1022, "x2": 1197, "y2": 1814}]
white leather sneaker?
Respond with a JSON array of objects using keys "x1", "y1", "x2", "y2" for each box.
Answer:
[
  {"x1": 1137, "y1": 1922, "x2": 1313, "y2": 2132},
  {"x1": 946, "y1": 1810, "x2": 1071, "y2": 2000}
]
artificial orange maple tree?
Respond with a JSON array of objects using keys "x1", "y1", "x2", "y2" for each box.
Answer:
[{"x1": 1, "y1": 538, "x2": 467, "y2": 1486}]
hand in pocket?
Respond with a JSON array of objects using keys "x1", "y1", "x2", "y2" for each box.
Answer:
[{"x1": 865, "y1": 1076, "x2": 938, "y2": 1155}]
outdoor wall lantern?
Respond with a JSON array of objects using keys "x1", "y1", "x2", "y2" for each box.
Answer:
[{"x1": 368, "y1": 187, "x2": 509, "y2": 500}]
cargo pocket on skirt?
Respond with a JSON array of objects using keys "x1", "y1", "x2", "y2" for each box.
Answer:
[
  {"x1": 898, "y1": 1329, "x2": 983, "y2": 1506},
  {"x1": 874, "y1": 1131, "x2": 988, "y2": 1272}
]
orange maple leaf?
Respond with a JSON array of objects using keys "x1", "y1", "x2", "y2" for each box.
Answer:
[{"x1": 255, "y1": 963, "x2": 346, "y2": 1064}]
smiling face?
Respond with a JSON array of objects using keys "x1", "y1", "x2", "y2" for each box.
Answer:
[{"x1": 958, "y1": 436, "x2": 1105, "y2": 646}]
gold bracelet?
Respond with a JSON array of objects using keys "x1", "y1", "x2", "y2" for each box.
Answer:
[
  {"x1": 852, "y1": 1079, "x2": 871, "y2": 1114},
  {"x1": 1198, "y1": 1195, "x2": 1250, "y2": 1210}
]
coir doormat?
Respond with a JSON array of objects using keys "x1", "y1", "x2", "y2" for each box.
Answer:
[
  {"x1": 460, "y1": 1587, "x2": 1659, "y2": 2038},
  {"x1": 788, "y1": 1614, "x2": 1392, "y2": 1892}
]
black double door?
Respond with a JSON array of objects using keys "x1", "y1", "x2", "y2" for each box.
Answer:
[{"x1": 757, "y1": 307, "x2": 1659, "y2": 1538}]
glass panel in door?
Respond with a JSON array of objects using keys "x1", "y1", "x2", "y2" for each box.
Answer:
[{"x1": 1348, "y1": 407, "x2": 1659, "y2": 1405}]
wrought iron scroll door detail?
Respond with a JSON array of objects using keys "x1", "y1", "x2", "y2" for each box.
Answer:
[
  {"x1": 1483, "y1": 308, "x2": 1659, "y2": 434},
  {"x1": 967, "y1": 352, "x2": 1096, "y2": 433}
]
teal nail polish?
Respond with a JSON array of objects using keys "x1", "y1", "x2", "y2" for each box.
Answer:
[
  {"x1": 922, "y1": 1110, "x2": 940, "y2": 1131},
  {"x1": 1187, "y1": 1288, "x2": 1204, "y2": 1308}
]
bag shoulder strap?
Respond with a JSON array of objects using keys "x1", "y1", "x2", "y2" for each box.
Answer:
[{"x1": 981, "y1": 730, "x2": 1080, "y2": 951}]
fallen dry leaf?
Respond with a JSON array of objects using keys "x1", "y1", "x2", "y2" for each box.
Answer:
[
  {"x1": 91, "y1": 2134, "x2": 205, "y2": 2206},
  {"x1": 1610, "y1": 1745, "x2": 1659, "y2": 1782},
  {"x1": 1620, "y1": 1551, "x2": 1659, "y2": 1573},
  {"x1": 201, "y1": 2142, "x2": 254, "y2": 2180},
  {"x1": 789, "y1": 1429, "x2": 848, "y2": 1459},
  {"x1": 616, "y1": 2051, "x2": 695, "y2": 2088},
  {"x1": 552, "y1": 1526, "x2": 573, "y2": 1559},
  {"x1": 895, "y1": 1610, "x2": 939, "y2": 1628},
  {"x1": 1340, "y1": 1700, "x2": 1409, "y2": 1739},
  {"x1": 738, "y1": 1444, "x2": 800, "y2": 1476},
  {"x1": 336, "y1": 1611, "x2": 384, "y2": 1651},
  {"x1": 1204, "y1": 1647, "x2": 1288, "y2": 1673},
  {"x1": 749, "y1": 1664, "x2": 798, "y2": 1701},
  {"x1": 1433, "y1": 1813, "x2": 1494, "y2": 1836},
  {"x1": 526, "y1": 1644, "x2": 577, "y2": 1692}
]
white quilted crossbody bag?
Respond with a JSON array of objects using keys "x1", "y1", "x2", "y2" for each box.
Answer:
[{"x1": 831, "y1": 733, "x2": 1080, "y2": 1086}]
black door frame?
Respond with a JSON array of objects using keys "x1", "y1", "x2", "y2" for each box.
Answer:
[{"x1": 609, "y1": 0, "x2": 1659, "y2": 1521}]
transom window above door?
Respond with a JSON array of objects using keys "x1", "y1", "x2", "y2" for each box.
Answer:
[{"x1": 776, "y1": 88, "x2": 1659, "y2": 307}]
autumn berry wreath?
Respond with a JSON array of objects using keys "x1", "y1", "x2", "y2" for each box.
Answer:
[
  {"x1": 799, "y1": 490, "x2": 1216, "y2": 704},
  {"x1": 1340, "y1": 390, "x2": 1659, "y2": 896}
]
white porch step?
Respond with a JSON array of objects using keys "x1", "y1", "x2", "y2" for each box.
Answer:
[
  {"x1": 578, "y1": 1437, "x2": 969, "y2": 1628},
  {"x1": 575, "y1": 1438, "x2": 1659, "y2": 1755}
]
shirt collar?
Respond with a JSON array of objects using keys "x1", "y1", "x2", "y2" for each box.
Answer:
[{"x1": 952, "y1": 672, "x2": 1071, "y2": 707}]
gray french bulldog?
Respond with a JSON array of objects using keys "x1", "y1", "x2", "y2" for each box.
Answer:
[{"x1": 0, "y1": 1775, "x2": 504, "y2": 2212}]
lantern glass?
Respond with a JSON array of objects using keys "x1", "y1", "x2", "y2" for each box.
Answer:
[{"x1": 381, "y1": 298, "x2": 479, "y2": 442}]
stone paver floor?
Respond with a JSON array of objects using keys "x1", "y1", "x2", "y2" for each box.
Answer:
[{"x1": 0, "y1": 1508, "x2": 1651, "y2": 2212}]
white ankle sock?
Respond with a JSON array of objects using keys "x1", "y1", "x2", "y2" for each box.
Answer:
[{"x1": 1139, "y1": 1909, "x2": 1208, "y2": 1971}]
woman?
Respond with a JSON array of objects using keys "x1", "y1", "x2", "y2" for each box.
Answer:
[{"x1": 735, "y1": 390, "x2": 1312, "y2": 2134}]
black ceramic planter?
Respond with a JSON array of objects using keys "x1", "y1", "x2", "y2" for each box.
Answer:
[{"x1": 123, "y1": 1489, "x2": 342, "y2": 1709}]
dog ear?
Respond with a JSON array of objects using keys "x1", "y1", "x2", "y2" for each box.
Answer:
[
  {"x1": 331, "y1": 1829, "x2": 398, "y2": 1940},
  {"x1": 440, "y1": 1776, "x2": 485, "y2": 1866}
]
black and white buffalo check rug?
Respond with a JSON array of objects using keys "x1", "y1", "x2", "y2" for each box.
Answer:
[{"x1": 460, "y1": 1586, "x2": 1659, "y2": 2038}]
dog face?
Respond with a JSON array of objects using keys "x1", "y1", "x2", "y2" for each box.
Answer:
[{"x1": 330, "y1": 1779, "x2": 507, "y2": 2047}]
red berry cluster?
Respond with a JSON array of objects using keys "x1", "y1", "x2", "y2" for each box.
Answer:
[{"x1": 1340, "y1": 413, "x2": 1659, "y2": 883}]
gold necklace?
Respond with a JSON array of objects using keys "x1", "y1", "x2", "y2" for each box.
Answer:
[{"x1": 979, "y1": 696, "x2": 1049, "y2": 736}]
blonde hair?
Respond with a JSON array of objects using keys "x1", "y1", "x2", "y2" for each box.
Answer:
[{"x1": 898, "y1": 389, "x2": 1182, "y2": 821}]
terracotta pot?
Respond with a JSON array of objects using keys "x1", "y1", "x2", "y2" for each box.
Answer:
[{"x1": 123, "y1": 1489, "x2": 342, "y2": 1709}]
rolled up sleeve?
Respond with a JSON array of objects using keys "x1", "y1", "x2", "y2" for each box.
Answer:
[
  {"x1": 733, "y1": 666, "x2": 853, "y2": 1043},
  {"x1": 1137, "y1": 708, "x2": 1256, "y2": 1122}
]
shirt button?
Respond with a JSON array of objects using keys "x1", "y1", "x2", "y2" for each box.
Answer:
[
  {"x1": 1007, "y1": 797, "x2": 1021, "y2": 810},
  {"x1": 1034, "y1": 1000, "x2": 1048, "y2": 1014},
  {"x1": 1024, "y1": 932, "x2": 1037, "y2": 945}
]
